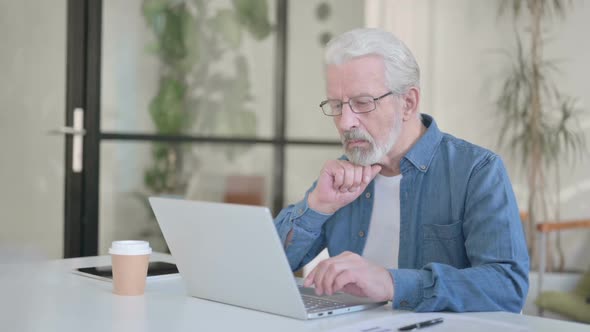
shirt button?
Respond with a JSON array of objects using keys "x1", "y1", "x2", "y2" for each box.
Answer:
[
  {"x1": 298, "y1": 208, "x2": 303, "y2": 215},
  {"x1": 365, "y1": 192, "x2": 371, "y2": 199},
  {"x1": 420, "y1": 165, "x2": 426, "y2": 170},
  {"x1": 358, "y1": 231, "x2": 365, "y2": 237}
]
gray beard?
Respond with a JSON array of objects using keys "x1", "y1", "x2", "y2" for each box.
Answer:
[
  {"x1": 343, "y1": 120, "x2": 402, "y2": 166},
  {"x1": 346, "y1": 146, "x2": 381, "y2": 166}
]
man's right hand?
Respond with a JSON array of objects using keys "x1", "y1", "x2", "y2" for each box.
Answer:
[{"x1": 307, "y1": 160, "x2": 382, "y2": 214}]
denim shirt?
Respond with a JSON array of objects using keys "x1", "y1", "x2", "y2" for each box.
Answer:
[{"x1": 274, "y1": 114, "x2": 529, "y2": 313}]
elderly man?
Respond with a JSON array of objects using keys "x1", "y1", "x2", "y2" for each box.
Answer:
[{"x1": 274, "y1": 28, "x2": 529, "y2": 313}]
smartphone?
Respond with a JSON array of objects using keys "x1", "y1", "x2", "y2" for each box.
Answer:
[{"x1": 73, "y1": 261, "x2": 179, "y2": 282}]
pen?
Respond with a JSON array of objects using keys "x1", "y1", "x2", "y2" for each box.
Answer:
[{"x1": 398, "y1": 317, "x2": 444, "y2": 331}]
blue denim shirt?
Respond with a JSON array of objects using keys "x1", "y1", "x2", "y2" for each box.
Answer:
[{"x1": 274, "y1": 114, "x2": 529, "y2": 313}]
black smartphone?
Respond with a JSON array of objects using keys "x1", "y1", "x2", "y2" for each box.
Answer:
[{"x1": 74, "y1": 261, "x2": 178, "y2": 281}]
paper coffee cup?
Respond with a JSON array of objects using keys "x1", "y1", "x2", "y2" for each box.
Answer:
[{"x1": 109, "y1": 241, "x2": 152, "y2": 296}]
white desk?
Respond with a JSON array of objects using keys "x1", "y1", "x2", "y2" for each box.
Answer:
[{"x1": 1, "y1": 253, "x2": 587, "y2": 332}]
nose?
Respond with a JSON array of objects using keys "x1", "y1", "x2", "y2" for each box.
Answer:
[{"x1": 334, "y1": 102, "x2": 360, "y2": 131}]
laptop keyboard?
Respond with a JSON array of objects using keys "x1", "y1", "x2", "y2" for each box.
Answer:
[{"x1": 301, "y1": 294, "x2": 348, "y2": 312}]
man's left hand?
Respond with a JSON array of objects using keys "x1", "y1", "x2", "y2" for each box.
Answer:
[{"x1": 303, "y1": 251, "x2": 394, "y2": 302}]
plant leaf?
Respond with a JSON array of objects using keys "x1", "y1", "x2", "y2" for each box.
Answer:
[
  {"x1": 212, "y1": 9, "x2": 242, "y2": 49},
  {"x1": 232, "y1": 0, "x2": 273, "y2": 40}
]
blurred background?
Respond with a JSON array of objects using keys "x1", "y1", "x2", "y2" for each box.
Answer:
[{"x1": 1, "y1": 0, "x2": 589, "y2": 322}]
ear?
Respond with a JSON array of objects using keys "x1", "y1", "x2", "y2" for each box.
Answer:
[{"x1": 401, "y1": 87, "x2": 420, "y2": 121}]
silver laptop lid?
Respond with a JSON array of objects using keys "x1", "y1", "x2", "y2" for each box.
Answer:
[{"x1": 149, "y1": 197, "x2": 308, "y2": 319}]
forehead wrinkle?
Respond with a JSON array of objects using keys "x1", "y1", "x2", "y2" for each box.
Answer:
[{"x1": 327, "y1": 55, "x2": 387, "y2": 100}]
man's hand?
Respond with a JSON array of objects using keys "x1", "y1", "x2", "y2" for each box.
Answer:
[
  {"x1": 303, "y1": 251, "x2": 394, "y2": 302},
  {"x1": 308, "y1": 160, "x2": 382, "y2": 214}
]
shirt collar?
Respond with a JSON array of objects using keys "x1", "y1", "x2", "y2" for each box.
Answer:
[{"x1": 402, "y1": 114, "x2": 443, "y2": 173}]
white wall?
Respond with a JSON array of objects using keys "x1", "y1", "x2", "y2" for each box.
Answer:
[
  {"x1": 367, "y1": 0, "x2": 590, "y2": 272},
  {"x1": 0, "y1": 1, "x2": 66, "y2": 261}
]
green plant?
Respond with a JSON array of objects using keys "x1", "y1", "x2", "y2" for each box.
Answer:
[
  {"x1": 495, "y1": 0, "x2": 585, "y2": 269},
  {"x1": 142, "y1": 0, "x2": 272, "y2": 188},
  {"x1": 138, "y1": 0, "x2": 273, "y2": 244}
]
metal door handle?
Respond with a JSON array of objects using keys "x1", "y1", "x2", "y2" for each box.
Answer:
[
  {"x1": 49, "y1": 108, "x2": 85, "y2": 172},
  {"x1": 48, "y1": 127, "x2": 86, "y2": 136}
]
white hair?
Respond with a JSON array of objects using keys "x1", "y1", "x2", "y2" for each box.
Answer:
[{"x1": 325, "y1": 28, "x2": 420, "y2": 95}]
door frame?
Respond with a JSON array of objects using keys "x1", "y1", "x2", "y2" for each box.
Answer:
[{"x1": 64, "y1": 0, "x2": 102, "y2": 257}]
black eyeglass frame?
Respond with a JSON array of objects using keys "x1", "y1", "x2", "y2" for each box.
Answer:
[{"x1": 319, "y1": 91, "x2": 394, "y2": 116}]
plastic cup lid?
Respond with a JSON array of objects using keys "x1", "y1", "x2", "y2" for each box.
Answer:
[{"x1": 109, "y1": 240, "x2": 152, "y2": 255}]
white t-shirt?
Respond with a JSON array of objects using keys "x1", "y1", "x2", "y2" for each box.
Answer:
[{"x1": 362, "y1": 174, "x2": 402, "y2": 269}]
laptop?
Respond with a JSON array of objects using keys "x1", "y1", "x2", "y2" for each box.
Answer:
[{"x1": 149, "y1": 197, "x2": 388, "y2": 320}]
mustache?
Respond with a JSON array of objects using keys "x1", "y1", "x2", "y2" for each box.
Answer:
[{"x1": 342, "y1": 129, "x2": 374, "y2": 144}]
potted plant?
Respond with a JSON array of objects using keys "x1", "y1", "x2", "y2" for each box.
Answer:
[{"x1": 495, "y1": 0, "x2": 585, "y2": 269}]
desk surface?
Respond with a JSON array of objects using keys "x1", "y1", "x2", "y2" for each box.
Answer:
[{"x1": 1, "y1": 253, "x2": 587, "y2": 332}]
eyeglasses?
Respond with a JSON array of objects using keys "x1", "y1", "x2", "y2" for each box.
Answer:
[{"x1": 319, "y1": 91, "x2": 394, "y2": 116}]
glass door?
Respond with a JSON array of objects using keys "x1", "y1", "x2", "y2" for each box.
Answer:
[{"x1": 97, "y1": 0, "x2": 279, "y2": 254}]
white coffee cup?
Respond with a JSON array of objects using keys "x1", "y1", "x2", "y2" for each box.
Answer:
[{"x1": 109, "y1": 241, "x2": 152, "y2": 296}]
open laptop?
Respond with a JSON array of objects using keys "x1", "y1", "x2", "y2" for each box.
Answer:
[{"x1": 149, "y1": 197, "x2": 388, "y2": 320}]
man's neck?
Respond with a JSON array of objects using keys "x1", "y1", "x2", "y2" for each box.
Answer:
[{"x1": 378, "y1": 117, "x2": 427, "y2": 177}]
